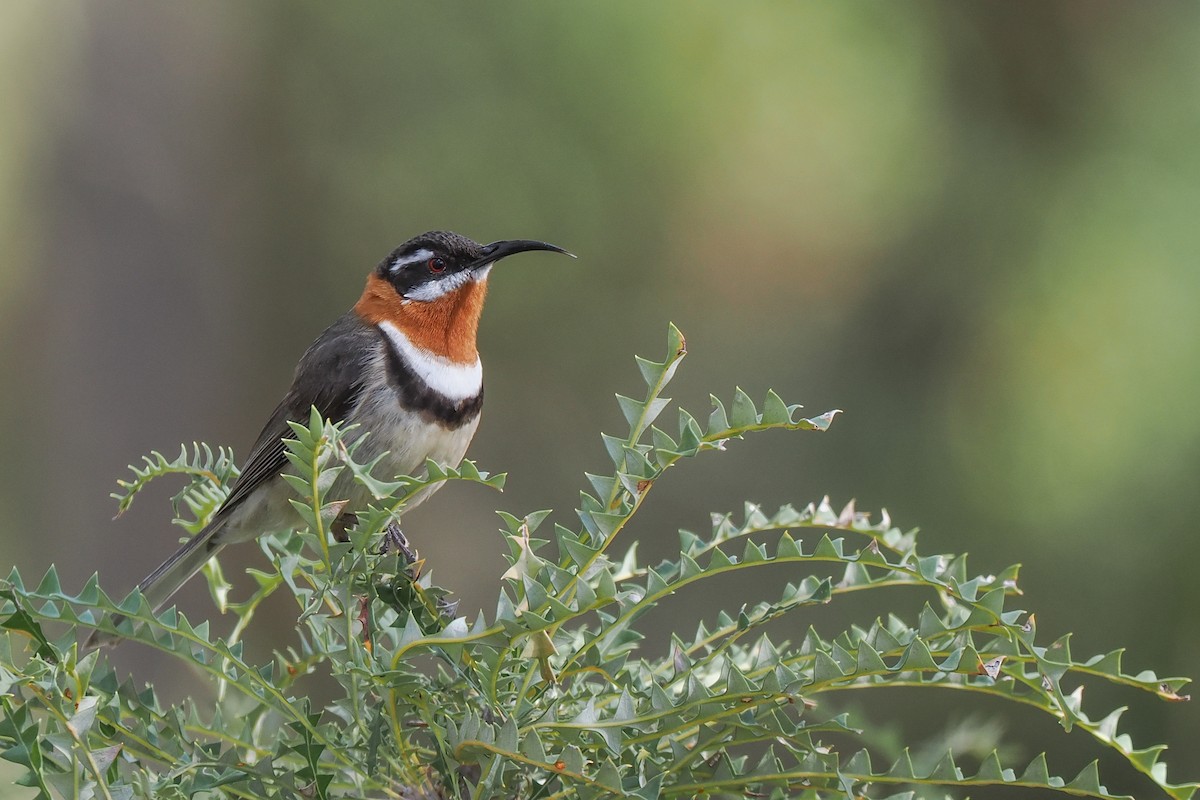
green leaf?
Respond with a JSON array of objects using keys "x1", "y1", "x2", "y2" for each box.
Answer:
[
  {"x1": 729, "y1": 387, "x2": 758, "y2": 427},
  {"x1": 761, "y1": 389, "x2": 792, "y2": 425},
  {"x1": 0, "y1": 589, "x2": 56, "y2": 663},
  {"x1": 707, "y1": 395, "x2": 730, "y2": 434}
]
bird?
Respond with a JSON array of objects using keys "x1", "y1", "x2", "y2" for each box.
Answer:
[{"x1": 93, "y1": 230, "x2": 571, "y2": 643}]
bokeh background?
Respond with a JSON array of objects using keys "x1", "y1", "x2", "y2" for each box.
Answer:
[{"x1": 1, "y1": 1, "x2": 1197, "y2": 793}]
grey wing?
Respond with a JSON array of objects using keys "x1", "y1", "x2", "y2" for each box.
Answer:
[{"x1": 213, "y1": 312, "x2": 380, "y2": 522}]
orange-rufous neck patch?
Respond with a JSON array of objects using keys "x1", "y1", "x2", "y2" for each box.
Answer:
[{"x1": 354, "y1": 273, "x2": 488, "y2": 364}]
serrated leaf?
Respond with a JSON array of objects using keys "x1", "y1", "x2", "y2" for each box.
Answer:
[
  {"x1": 729, "y1": 387, "x2": 758, "y2": 427},
  {"x1": 761, "y1": 389, "x2": 792, "y2": 424},
  {"x1": 707, "y1": 395, "x2": 730, "y2": 434}
]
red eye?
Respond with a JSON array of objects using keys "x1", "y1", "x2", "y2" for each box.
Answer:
[{"x1": 428, "y1": 257, "x2": 446, "y2": 273}]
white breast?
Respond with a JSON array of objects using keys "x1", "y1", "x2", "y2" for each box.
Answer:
[
  {"x1": 336, "y1": 347, "x2": 483, "y2": 513},
  {"x1": 377, "y1": 320, "x2": 483, "y2": 401}
]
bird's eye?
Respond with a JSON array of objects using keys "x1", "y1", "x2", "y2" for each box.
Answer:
[{"x1": 428, "y1": 257, "x2": 447, "y2": 273}]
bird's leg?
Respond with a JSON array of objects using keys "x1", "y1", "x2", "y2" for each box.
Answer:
[{"x1": 376, "y1": 520, "x2": 417, "y2": 564}]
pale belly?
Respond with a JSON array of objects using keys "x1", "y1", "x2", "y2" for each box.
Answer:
[
  {"x1": 335, "y1": 392, "x2": 482, "y2": 515},
  {"x1": 222, "y1": 388, "x2": 481, "y2": 542}
]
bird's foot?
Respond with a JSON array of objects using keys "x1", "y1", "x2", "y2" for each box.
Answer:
[
  {"x1": 376, "y1": 521, "x2": 417, "y2": 564},
  {"x1": 437, "y1": 596, "x2": 460, "y2": 618}
]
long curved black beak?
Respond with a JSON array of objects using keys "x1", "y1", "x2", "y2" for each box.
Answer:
[{"x1": 473, "y1": 239, "x2": 575, "y2": 269}]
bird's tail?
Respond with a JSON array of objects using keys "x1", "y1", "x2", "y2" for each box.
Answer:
[
  {"x1": 87, "y1": 521, "x2": 229, "y2": 647},
  {"x1": 136, "y1": 521, "x2": 231, "y2": 612}
]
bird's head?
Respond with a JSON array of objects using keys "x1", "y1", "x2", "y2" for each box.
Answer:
[
  {"x1": 356, "y1": 231, "x2": 572, "y2": 363},
  {"x1": 376, "y1": 231, "x2": 571, "y2": 302}
]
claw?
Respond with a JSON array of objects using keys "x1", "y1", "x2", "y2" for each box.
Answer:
[{"x1": 376, "y1": 521, "x2": 417, "y2": 564}]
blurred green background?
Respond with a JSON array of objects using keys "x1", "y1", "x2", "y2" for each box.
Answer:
[{"x1": 1, "y1": 0, "x2": 1197, "y2": 792}]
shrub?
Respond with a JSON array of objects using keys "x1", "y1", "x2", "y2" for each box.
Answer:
[{"x1": 1, "y1": 325, "x2": 1193, "y2": 799}]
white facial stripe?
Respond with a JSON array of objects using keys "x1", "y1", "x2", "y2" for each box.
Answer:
[
  {"x1": 378, "y1": 320, "x2": 483, "y2": 400},
  {"x1": 390, "y1": 248, "x2": 434, "y2": 275},
  {"x1": 402, "y1": 264, "x2": 491, "y2": 301}
]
